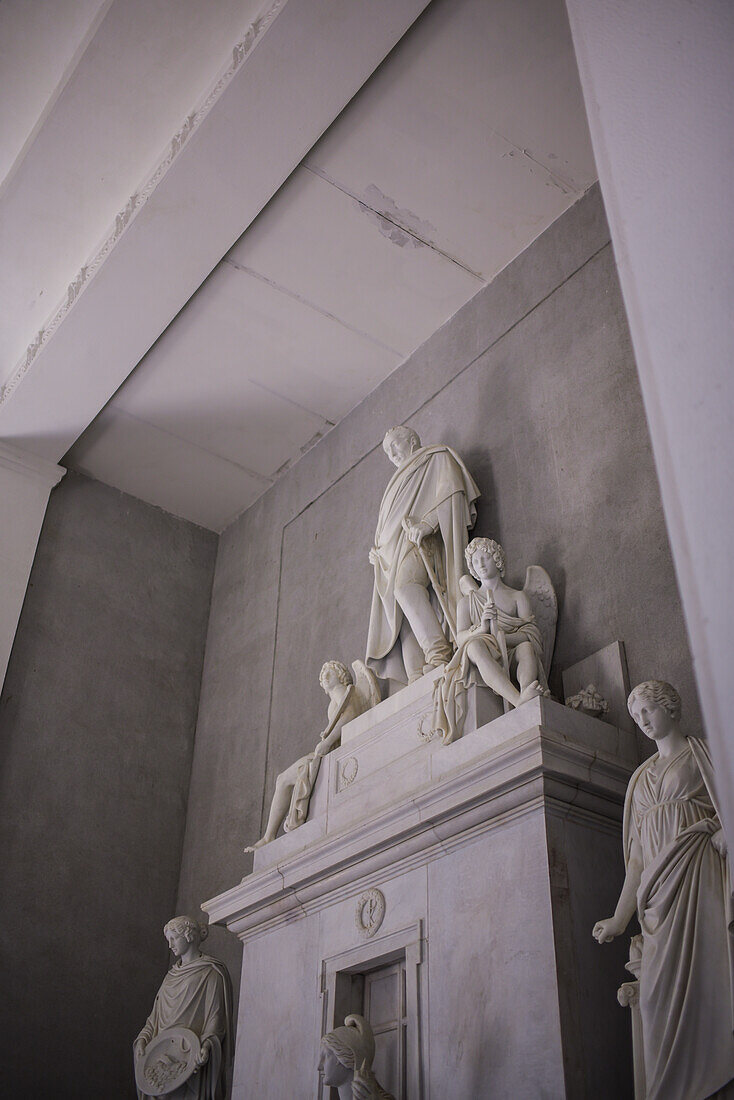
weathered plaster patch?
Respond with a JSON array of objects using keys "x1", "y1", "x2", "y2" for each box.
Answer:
[
  {"x1": 354, "y1": 184, "x2": 437, "y2": 249},
  {"x1": 272, "y1": 427, "x2": 331, "y2": 478},
  {"x1": 304, "y1": 163, "x2": 483, "y2": 279},
  {"x1": 502, "y1": 145, "x2": 572, "y2": 195}
]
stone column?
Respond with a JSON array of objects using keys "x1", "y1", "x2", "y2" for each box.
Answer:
[
  {"x1": 564, "y1": 0, "x2": 734, "y2": 834},
  {"x1": 0, "y1": 443, "x2": 65, "y2": 687}
]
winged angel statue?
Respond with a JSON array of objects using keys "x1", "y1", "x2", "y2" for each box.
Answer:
[
  {"x1": 245, "y1": 660, "x2": 380, "y2": 850},
  {"x1": 432, "y1": 537, "x2": 557, "y2": 744}
]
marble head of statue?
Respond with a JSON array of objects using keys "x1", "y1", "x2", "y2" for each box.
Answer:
[
  {"x1": 163, "y1": 914, "x2": 207, "y2": 953},
  {"x1": 381, "y1": 425, "x2": 420, "y2": 467},
  {"x1": 318, "y1": 1015, "x2": 394, "y2": 1099},
  {"x1": 627, "y1": 678, "x2": 681, "y2": 730},
  {"x1": 465, "y1": 536, "x2": 506, "y2": 579},
  {"x1": 319, "y1": 659, "x2": 353, "y2": 692}
]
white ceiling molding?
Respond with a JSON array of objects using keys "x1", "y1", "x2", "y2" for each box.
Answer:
[
  {"x1": 1, "y1": 0, "x2": 287, "y2": 405},
  {"x1": 0, "y1": 441, "x2": 66, "y2": 490},
  {"x1": 0, "y1": 0, "x2": 431, "y2": 461}
]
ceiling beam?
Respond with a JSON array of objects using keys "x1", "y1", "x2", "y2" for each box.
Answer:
[{"x1": 0, "y1": 0, "x2": 431, "y2": 461}]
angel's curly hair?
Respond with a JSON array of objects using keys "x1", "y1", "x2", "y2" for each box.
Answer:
[
  {"x1": 164, "y1": 915, "x2": 208, "y2": 944},
  {"x1": 465, "y1": 537, "x2": 506, "y2": 579},
  {"x1": 319, "y1": 660, "x2": 352, "y2": 690},
  {"x1": 627, "y1": 680, "x2": 682, "y2": 722}
]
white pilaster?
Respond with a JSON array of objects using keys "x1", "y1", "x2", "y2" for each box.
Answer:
[
  {"x1": 0, "y1": 443, "x2": 65, "y2": 688},
  {"x1": 565, "y1": 0, "x2": 734, "y2": 834}
]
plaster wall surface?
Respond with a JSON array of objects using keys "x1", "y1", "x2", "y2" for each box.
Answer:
[
  {"x1": 0, "y1": 443, "x2": 64, "y2": 687},
  {"x1": 176, "y1": 183, "x2": 699, "y2": 1022},
  {"x1": 544, "y1": 812, "x2": 634, "y2": 1095},
  {"x1": 0, "y1": 471, "x2": 217, "y2": 1098}
]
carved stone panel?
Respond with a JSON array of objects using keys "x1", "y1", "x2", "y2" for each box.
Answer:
[{"x1": 355, "y1": 888, "x2": 386, "y2": 938}]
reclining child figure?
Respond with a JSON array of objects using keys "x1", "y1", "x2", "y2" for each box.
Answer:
[{"x1": 245, "y1": 659, "x2": 380, "y2": 850}]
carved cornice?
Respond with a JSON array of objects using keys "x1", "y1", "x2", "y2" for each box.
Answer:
[
  {"x1": 0, "y1": 0, "x2": 288, "y2": 407},
  {"x1": 203, "y1": 705, "x2": 633, "y2": 938},
  {"x1": 0, "y1": 442, "x2": 66, "y2": 488}
]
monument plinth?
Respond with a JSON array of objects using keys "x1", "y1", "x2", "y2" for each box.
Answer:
[{"x1": 204, "y1": 678, "x2": 636, "y2": 1098}]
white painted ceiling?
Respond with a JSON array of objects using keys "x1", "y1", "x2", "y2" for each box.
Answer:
[
  {"x1": 0, "y1": 0, "x2": 263, "y2": 371},
  {"x1": 2, "y1": 0, "x2": 596, "y2": 531}
]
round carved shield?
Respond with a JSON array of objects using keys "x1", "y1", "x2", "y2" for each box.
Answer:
[{"x1": 135, "y1": 1027, "x2": 201, "y2": 1096}]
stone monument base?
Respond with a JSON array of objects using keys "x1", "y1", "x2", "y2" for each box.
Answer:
[{"x1": 205, "y1": 672, "x2": 637, "y2": 1098}]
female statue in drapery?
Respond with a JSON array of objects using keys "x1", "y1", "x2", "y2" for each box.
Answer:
[
  {"x1": 134, "y1": 916, "x2": 232, "y2": 1100},
  {"x1": 593, "y1": 680, "x2": 734, "y2": 1100}
]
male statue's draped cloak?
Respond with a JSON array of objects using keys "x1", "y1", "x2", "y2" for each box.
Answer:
[
  {"x1": 623, "y1": 738, "x2": 734, "y2": 1100},
  {"x1": 136, "y1": 955, "x2": 233, "y2": 1100},
  {"x1": 366, "y1": 444, "x2": 479, "y2": 681}
]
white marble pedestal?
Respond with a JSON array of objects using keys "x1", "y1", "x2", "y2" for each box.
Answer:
[{"x1": 204, "y1": 672, "x2": 637, "y2": 1099}]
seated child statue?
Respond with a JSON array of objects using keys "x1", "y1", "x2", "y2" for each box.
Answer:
[
  {"x1": 245, "y1": 659, "x2": 380, "y2": 850},
  {"x1": 433, "y1": 537, "x2": 556, "y2": 743}
]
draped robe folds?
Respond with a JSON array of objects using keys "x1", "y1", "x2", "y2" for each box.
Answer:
[
  {"x1": 366, "y1": 445, "x2": 479, "y2": 682},
  {"x1": 136, "y1": 956, "x2": 233, "y2": 1100},
  {"x1": 284, "y1": 752, "x2": 324, "y2": 833},
  {"x1": 283, "y1": 687, "x2": 354, "y2": 832},
  {"x1": 432, "y1": 588, "x2": 547, "y2": 744},
  {"x1": 623, "y1": 739, "x2": 734, "y2": 1100}
]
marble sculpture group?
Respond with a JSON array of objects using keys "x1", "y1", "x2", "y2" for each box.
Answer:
[{"x1": 134, "y1": 427, "x2": 733, "y2": 1099}]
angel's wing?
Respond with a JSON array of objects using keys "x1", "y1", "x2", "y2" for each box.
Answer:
[
  {"x1": 352, "y1": 659, "x2": 382, "y2": 712},
  {"x1": 523, "y1": 565, "x2": 557, "y2": 675}
]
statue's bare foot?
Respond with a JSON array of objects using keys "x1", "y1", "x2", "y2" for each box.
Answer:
[
  {"x1": 244, "y1": 837, "x2": 270, "y2": 853},
  {"x1": 517, "y1": 681, "x2": 542, "y2": 705}
]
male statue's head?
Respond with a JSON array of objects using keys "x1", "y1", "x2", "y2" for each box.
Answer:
[
  {"x1": 382, "y1": 425, "x2": 421, "y2": 468},
  {"x1": 318, "y1": 1015, "x2": 375, "y2": 1089},
  {"x1": 319, "y1": 660, "x2": 353, "y2": 695},
  {"x1": 465, "y1": 537, "x2": 506, "y2": 581},
  {"x1": 627, "y1": 680, "x2": 682, "y2": 742},
  {"x1": 163, "y1": 915, "x2": 208, "y2": 959}
]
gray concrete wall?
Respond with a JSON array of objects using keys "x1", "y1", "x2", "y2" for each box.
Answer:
[
  {"x1": 0, "y1": 471, "x2": 217, "y2": 1098},
  {"x1": 177, "y1": 182, "x2": 700, "y2": 1012}
]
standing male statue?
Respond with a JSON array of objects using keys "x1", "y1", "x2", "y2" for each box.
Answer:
[{"x1": 366, "y1": 426, "x2": 480, "y2": 685}]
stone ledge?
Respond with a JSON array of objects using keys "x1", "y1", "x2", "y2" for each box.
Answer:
[{"x1": 204, "y1": 696, "x2": 636, "y2": 937}]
